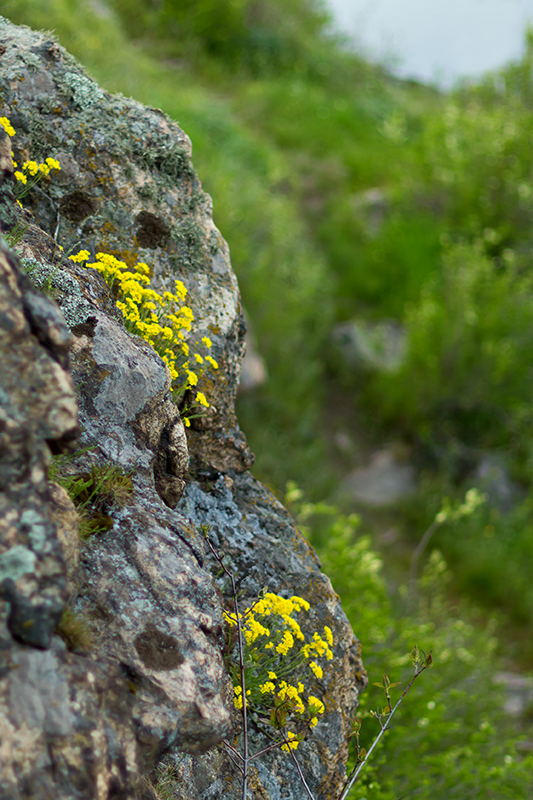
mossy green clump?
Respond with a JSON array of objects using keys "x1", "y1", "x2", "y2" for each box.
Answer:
[
  {"x1": 56, "y1": 605, "x2": 95, "y2": 652},
  {"x1": 49, "y1": 455, "x2": 133, "y2": 540}
]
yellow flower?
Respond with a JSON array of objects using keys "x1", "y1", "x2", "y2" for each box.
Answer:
[
  {"x1": 205, "y1": 355, "x2": 219, "y2": 369},
  {"x1": 14, "y1": 171, "x2": 27, "y2": 184},
  {"x1": 23, "y1": 160, "x2": 39, "y2": 176},
  {"x1": 174, "y1": 279, "x2": 188, "y2": 300},
  {"x1": 201, "y1": 336, "x2": 212, "y2": 348},
  {"x1": 69, "y1": 250, "x2": 90, "y2": 263},
  {"x1": 194, "y1": 353, "x2": 203, "y2": 364},
  {"x1": 186, "y1": 370, "x2": 198, "y2": 387},
  {"x1": 308, "y1": 695, "x2": 325, "y2": 715},
  {"x1": 259, "y1": 682, "x2": 276, "y2": 694},
  {"x1": 243, "y1": 616, "x2": 270, "y2": 644},
  {"x1": 281, "y1": 732, "x2": 299, "y2": 752},
  {"x1": 0, "y1": 117, "x2": 15, "y2": 137},
  {"x1": 46, "y1": 157, "x2": 61, "y2": 170},
  {"x1": 135, "y1": 261, "x2": 150, "y2": 276},
  {"x1": 38, "y1": 163, "x2": 50, "y2": 175},
  {"x1": 195, "y1": 391, "x2": 209, "y2": 408},
  {"x1": 324, "y1": 626, "x2": 334, "y2": 646},
  {"x1": 290, "y1": 596, "x2": 310, "y2": 612},
  {"x1": 276, "y1": 631, "x2": 294, "y2": 656},
  {"x1": 268, "y1": 671, "x2": 277, "y2": 680},
  {"x1": 309, "y1": 661, "x2": 323, "y2": 679}
]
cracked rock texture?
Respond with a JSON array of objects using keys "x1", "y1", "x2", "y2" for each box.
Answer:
[{"x1": 0, "y1": 17, "x2": 367, "y2": 800}]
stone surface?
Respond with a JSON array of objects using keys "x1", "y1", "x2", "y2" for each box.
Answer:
[
  {"x1": 0, "y1": 241, "x2": 78, "y2": 649},
  {"x1": 493, "y1": 672, "x2": 533, "y2": 718},
  {"x1": 342, "y1": 449, "x2": 416, "y2": 507},
  {"x1": 0, "y1": 17, "x2": 366, "y2": 800},
  {"x1": 332, "y1": 318, "x2": 407, "y2": 374},
  {"x1": 473, "y1": 453, "x2": 521, "y2": 513},
  {"x1": 238, "y1": 308, "x2": 268, "y2": 393},
  {"x1": 0, "y1": 14, "x2": 253, "y2": 477},
  {"x1": 169, "y1": 472, "x2": 366, "y2": 799}
]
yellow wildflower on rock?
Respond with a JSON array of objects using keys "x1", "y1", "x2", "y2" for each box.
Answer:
[
  {"x1": 69, "y1": 250, "x2": 90, "y2": 263},
  {"x1": 196, "y1": 391, "x2": 209, "y2": 408},
  {"x1": 309, "y1": 661, "x2": 323, "y2": 679},
  {"x1": 0, "y1": 117, "x2": 15, "y2": 137},
  {"x1": 281, "y1": 732, "x2": 299, "y2": 752},
  {"x1": 308, "y1": 696, "x2": 325, "y2": 715}
]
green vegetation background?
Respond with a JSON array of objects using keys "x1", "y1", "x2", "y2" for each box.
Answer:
[{"x1": 4, "y1": 0, "x2": 533, "y2": 795}]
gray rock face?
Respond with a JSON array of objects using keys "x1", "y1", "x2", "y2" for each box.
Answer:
[
  {"x1": 0, "y1": 241, "x2": 78, "y2": 649},
  {"x1": 0, "y1": 17, "x2": 366, "y2": 800},
  {"x1": 0, "y1": 14, "x2": 253, "y2": 477},
  {"x1": 342, "y1": 449, "x2": 416, "y2": 508},
  {"x1": 332, "y1": 318, "x2": 407, "y2": 374}
]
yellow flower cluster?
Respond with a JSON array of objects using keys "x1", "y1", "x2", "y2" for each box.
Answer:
[
  {"x1": 14, "y1": 158, "x2": 60, "y2": 183},
  {"x1": 0, "y1": 117, "x2": 15, "y2": 137},
  {"x1": 277, "y1": 680, "x2": 305, "y2": 713},
  {"x1": 69, "y1": 250, "x2": 218, "y2": 415},
  {"x1": 281, "y1": 731, "x2": 299, "y2": 752},
  {"x1": 232, "y1": 685, "x2": 251, "y2": 710},
  {"x1": 1, "y1": 117, "x2": 61, "y2": 194},
  {"x1": 302, "y1": 631, "x2": 334, "y2": 662},
  {"x1": 224, "y1": 592, "x2": 332, "y2": 748}
]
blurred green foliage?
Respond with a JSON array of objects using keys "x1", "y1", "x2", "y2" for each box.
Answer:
[{"x1": 293, "y1": 495, "x2": 533, "y2": 799}]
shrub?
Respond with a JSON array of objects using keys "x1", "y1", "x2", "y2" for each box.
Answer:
[
  {"x1": 287, "y1": 490, "x2": 533, "y2": 799},
  {"x1": 372, "y1": 241, "x2": 533, "y2": 470}
]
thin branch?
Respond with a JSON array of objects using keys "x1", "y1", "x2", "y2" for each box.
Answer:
[
  {"x1": 223, "y1": 745, "x2": 245, "y2": 775},
  {"x1": 250, "y1": 739, "x2": 291, "y2": 760},
  {"x1": 281, "y1": 734, "x2": 316, "y2": 800},
  {"x1": 408, "y1": 520, "x2": 439, "y2": 596},
  {"x1": 337, "y1": 664, "x2": 430, "y2": 800},
  {"x1": 223, "y1": 739, "x2": 244, "y2": 762},
  {"x1": 204, "y1": 536, "x2": 249, "y2": 800}
]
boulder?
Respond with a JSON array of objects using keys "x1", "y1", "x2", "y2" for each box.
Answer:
[
  {"x1": 332, "y1": 318, "x2": 407, "y2": 374},
  {"x1": 0, "y1": 17, "x2": 366, "y2": 800}
]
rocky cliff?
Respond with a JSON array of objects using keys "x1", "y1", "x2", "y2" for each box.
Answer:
[{"x1": 0, "y1": 17, "x2": 366, "y2": 800}]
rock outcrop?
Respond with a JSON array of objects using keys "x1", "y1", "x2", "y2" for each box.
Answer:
[{"x1": 0, "y1": 17, "x2": 366, "y2": 800}]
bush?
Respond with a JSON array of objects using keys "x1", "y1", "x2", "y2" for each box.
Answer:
[
  {"x1": 289, "y1": 493, "x2": 533, "y2": 799},
  {"x1": 372, "y1": 241, "x2": 533, "y2": 470}
]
